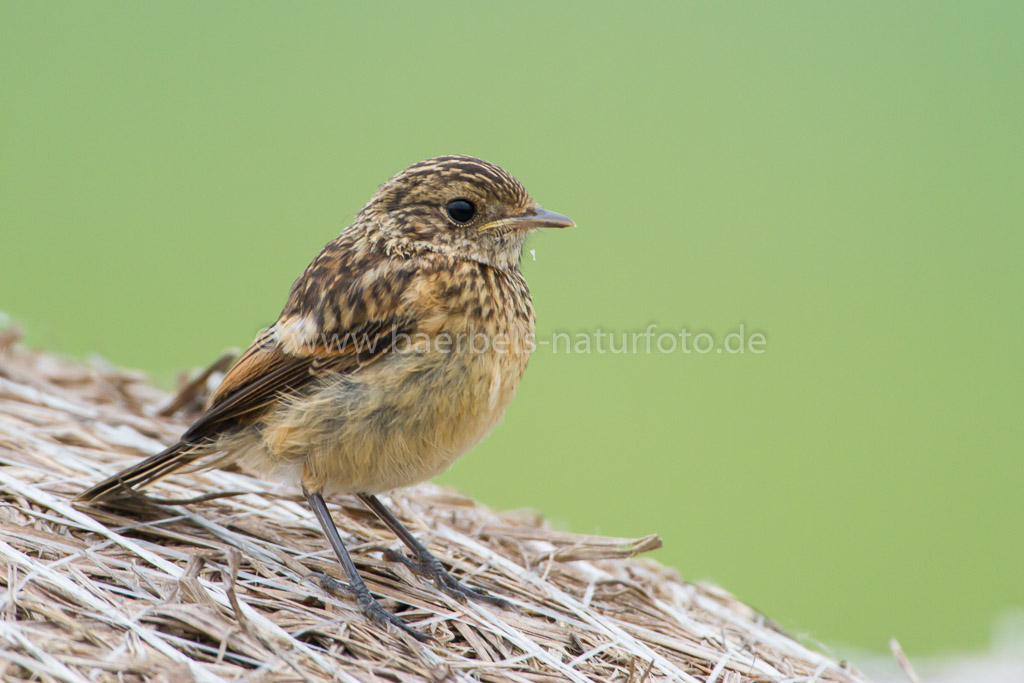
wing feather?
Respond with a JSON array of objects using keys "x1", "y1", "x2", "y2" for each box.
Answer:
[{"x1": 78, "y1": 233, "x2": 417, "y2": 502}]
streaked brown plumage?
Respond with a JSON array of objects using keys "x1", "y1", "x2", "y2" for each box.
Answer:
[{"x1": 78, "y1": 155, "x2": 573, "y2": 639}]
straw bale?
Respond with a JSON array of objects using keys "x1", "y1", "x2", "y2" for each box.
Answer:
[{"x1": 0, "y1": 331, "x2": 869, "y2": 682}]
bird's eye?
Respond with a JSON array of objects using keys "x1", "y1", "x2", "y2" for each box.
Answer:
[{"x1": 445, "y1": 198, "x2": 476, "y2": 224}]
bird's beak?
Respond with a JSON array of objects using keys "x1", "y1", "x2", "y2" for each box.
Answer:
[{"x1": 478, "y1": 207, "x2": 575, "y2": 232}]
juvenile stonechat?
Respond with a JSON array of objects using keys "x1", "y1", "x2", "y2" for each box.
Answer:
[{"x1": 79, "y1": 155, "x2": 574, "y2": 639}]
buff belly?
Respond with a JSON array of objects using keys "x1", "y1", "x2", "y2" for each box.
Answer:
[{"x1": 236, "y1": 346, "x2": 528, "y2": 495}]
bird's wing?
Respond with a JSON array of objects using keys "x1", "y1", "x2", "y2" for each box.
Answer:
[
  {"x1": 78, "y1": 236, "x2": 418, "y2": 501},
  {"x1": 184, "y1": 316, "x2": 407, "y2": 443},
  {"x1": 185, "y1": 236, "x2": 419, "y2": 444}
]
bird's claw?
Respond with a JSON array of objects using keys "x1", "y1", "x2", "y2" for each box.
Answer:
[
  {"x1": 308, "y1": 571, "x2": 433, "y2": 642},
  {"x1": 382, "y1": 549, "x2": 511, "y2": 608}
]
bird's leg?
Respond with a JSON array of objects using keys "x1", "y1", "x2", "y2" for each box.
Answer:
[
  {"x1": 302, "y1": 487, "x2": 431, "y2": 641},
  {"x1": 358, "y1": 493, "x2": 510, "y2": 608}
]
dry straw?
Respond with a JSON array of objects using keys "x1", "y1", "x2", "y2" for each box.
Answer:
[{"x1": 0, "y1": 330, "x2": 868, "y2": 682}]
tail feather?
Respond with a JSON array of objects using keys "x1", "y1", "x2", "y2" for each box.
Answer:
[{"x1": 77, "y1": 441, "x2": 200, "y2": 502}]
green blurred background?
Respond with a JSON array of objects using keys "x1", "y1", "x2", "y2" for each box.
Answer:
[{"x1": 2, "y1": 1, "x2": 1021, "y2": 660}]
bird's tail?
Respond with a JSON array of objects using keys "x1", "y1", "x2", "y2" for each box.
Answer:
[{"x1": 77, "y1": 440, "x2": 201, "y2": 502}]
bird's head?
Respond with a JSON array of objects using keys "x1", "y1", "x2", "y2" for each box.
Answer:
[{"x1": 358, "y1": 155, "x2": 573, "y2": 269}]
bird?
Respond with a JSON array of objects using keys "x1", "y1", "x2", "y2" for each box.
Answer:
[{"x1": 77, "y1": 155, "x2": 574, "y2": 639}]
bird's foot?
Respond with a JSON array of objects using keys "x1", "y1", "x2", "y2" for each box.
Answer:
[
  {"x1": 382, "y1": 549, "x2": 510, "y2": 608},
  {"x1": 308, "y1": 571, "x2": 433, "y2": 642}
]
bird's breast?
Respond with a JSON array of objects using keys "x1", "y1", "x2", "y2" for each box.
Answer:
[{"x1": 253, "y1": 263, "x2": 536, "y2": 495}]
